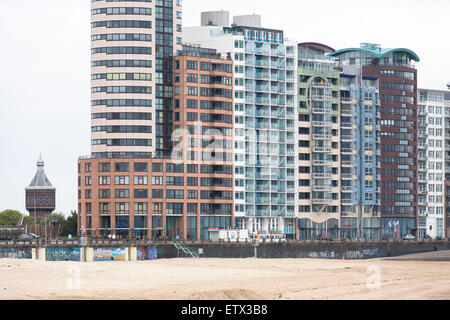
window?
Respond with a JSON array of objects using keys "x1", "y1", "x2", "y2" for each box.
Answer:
[
  {"x1": 99, "y1": 163, "x2": 110, "y2": 172},
  {"x1": 134, "y1": 163, "x2": 148, "y2": 172},
  {"x1": 115, "y1": 162, "x2": 129, "y2": 172},
  {"x1": 166, "y1": 203, "x2": 183, "y2": 215},
  {"x1": 152, "y1": 203, "x2": 163, "y2": 215},
  {"x1": 166, "y1": 176, "x2": 184, "y2": 186},
  {"x1": 166, "y1": 163, "x2": 184, "y2": 173},
  {"x1": 134, "y1": 176, "x2": 148, "y2": 185},
  {"x1": 99, "y1": 189, "x2": 111, "y2": 199},
  {"x1": 134, "y1": 189, "x2": 148, "y2": 199},
  {"x1": 115, "y1": 189, "x2": 130, "y2": 198},
  {"x1": 166, "y1": 190, "x2": 184, "y2": 199},
  {"x1": 187, "y1": 191, "x2": 198, "y2": 199},
  {"x1": 115, "y1": 176, "x2": 129, "y2": 185},
  {"x1": 152, "y1": 163, "x2": 163, "y2": 172},
  {"x1": 152, "y1": 176, "x2": 163, "y2": 185},
  {"x1": 152, "y1": 189, "x2": 163, "y2": 198},
  {"x1": 99, "y1": 176, "x2": 111, "y2": 185}
]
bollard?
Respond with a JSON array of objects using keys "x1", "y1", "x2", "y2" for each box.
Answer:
[
  {"x1": 85, "y1": 247, "x2": 94, "y2": 263},
  {"x1": 37, "y1": 248, "x2": 46, "y2": 261},
  {"x1": 128, "y1": 247, "x2": 137, "y2": 261}
]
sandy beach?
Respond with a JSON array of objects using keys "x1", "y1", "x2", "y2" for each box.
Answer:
[{"x1": 1, "y1": 251, "x2": 450, "y2": 300}]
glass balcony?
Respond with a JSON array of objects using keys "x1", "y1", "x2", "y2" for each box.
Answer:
[
  {"x1": 255, "y1": 59, "x2": 270, "y2": 67},
  {"x1": 341, "y1": 97, "x2": 353, "y2": 104},
  {"x1": 312, "y1": 159, "x2": 332, "y2": 166},
  {"x1": 312, "y1": 186, "x2": 333, "y2": 192},
  {"x1": 255, "y1": 83, "x2": 270, "y2": 92},
  {"x1": 312, "y1": 133, "x2": 332, "y2": 140},
  {"x1": 245, "y1": 57, "x2": 255, "y2": 65},
  {"x1": 313, "y1": 146, "x2": 333, "y2": 153},
  {"x1": 311, "y1": 107, "x2": 333, "y2": 114},
  {"x1": 257, "y1": 72, "x2": 271, "y2": 80},
  {"x1": 341, "y1": 122, "x2": 353, "y2": 128}
]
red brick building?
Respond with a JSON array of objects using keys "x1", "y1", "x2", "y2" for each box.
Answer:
[{"x1": 78, "y1": 49, "x2": 235, "y2": 241}]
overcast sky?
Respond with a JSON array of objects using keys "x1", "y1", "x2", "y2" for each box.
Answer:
[{"x1": 0, "y1": 0, "x2": 449, "y2": 217}]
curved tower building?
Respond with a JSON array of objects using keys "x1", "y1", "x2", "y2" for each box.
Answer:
[{"x1": 90, "y1": 0, "x2": 182, "y2": 159}]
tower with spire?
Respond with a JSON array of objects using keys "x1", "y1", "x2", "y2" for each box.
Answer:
[{"x1": 25, "y1": 155, "x2": 56, "y2": 223}]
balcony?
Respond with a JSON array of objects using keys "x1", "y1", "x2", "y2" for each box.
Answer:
[
  {"x1": 312, "y1": 81, "x2": 332, "y2": 88},
  {"x1": 341, "y1": 173, "x2": 354, "y2": 179},
  {"x1": 341, "y1": 106, "x2": 356, "y2": 115},
  {"x1": 312, "y1": 133, "x2": 332, "y2": 140},
  {"x1": 312, "y1": 95, "x2": 333, "y2": 102},
  {"x1": 341, "y1": 160, "x2": 354, "y2": 166},
  {"x1": 341, "y1": 122, "x2": 354, "y2": 129},
  {"x1": 341, "y1": 148, "x2": 354, "y2": 154},
  {"x1": 312, "y1": 198, "x2": 333, "y2": 205},
  {"x1": 313, "y1": 172, "x2": 333, "y2": 179},
  {"x1": 312, "y1": 120, "x2": 333, "y2": 127},
  {"x1": 313, "y1": 186, "x2": 333, "y2": 192},
  {"x1": 313, "y1": 147, "x2": 333, "y2": 153},
  {"x1": 312, "y1": 107, "x2": 333, "y2": 114},
  {"x1": 341, "y1": 134, "x2": 356, "y2": 141},
  {"x1": 341, "y1": 198, "x2": 357, "y2": 205},
  {"x1": 312, "y1": 160, "x2": 332, "y2": 166},
  {"x1": 341, "y1": 97, "x2": 353, "y2": 104},
  {"x1": 341, "y1": 186, "x2": 355, "y2": 192}
]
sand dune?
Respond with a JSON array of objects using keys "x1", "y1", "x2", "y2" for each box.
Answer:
[{"x1": 1, "y1": 254, "x2": 449, "y2": 300}]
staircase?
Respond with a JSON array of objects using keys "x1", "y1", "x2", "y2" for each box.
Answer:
[{"x1": 172, "y1": 242, "x2": 199, "y2": 258}]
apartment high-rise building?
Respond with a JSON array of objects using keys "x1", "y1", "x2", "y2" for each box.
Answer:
[
  {"x1": 297, "y1": 43, "x2": 341, "y2": 240},
  {"x1": 417, "y1": 88, "x2": 448, "y2": 239},
  {"x1": 183, "y1": 12, "x2": 298, "y2": 239},
  {"x1": 338, "y1": 67, "x2": 381, "y2": 240},
  {"x1": 90, "y1": 0, "x2": 182, "y2": 159},
  {"x1": 296, "y1": 43, "x2": 380, "y2": 240},
  {"x1": 80, "y1": 2, "x2": 235, "y2": 240},
  {"x1": 330, "y1": 44, "x2": 420, "y2": 239},
  {"x1": 444, "y1": 85, "x2": 450, "y2": 238}
]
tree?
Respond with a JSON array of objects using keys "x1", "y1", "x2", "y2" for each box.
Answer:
[
  {"x1": 0, "y1": 210, "x2": 30, "y2": 226},
  {"x1": 62, "y1": 211, "x2": 78, "y2": 236},
  {"x1": 40, "y1": 212, "x2": 66, "y2": 226}
]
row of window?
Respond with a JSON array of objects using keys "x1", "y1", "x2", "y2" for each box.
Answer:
[
  {"x1": 92, "y1": 99, "x2": 152, "y2": 107},
  {"x1": 92, "y1": 46, "x2": 151, "y2": 55},
  {"x1": 91, "y1": 86, "x2": 152, "y2": 94},
  {"x1": 92, "y1": 139, "x2": 152, "y2": 146},
  {"x1": 82, "y1": 162, "x2": 232, "y2": 175},
  {"x1": 92, "y1": 112, "x2": 152, "y2": 120},
  {"x1": 92, "y1": 125, "x2": 152, "y2": 133},
  {"x1": 92, "y1": 20, "x2": 151, "y2": 29},
  {"x1": 92, "y1": 59, "x2": 152, "y2": 68},
  {"x1": 91, "y1": 7, "x2": 152, "y2": 16},
  {"x1": 185, "y1": 87, "x2": 232, "y2": 98},
  {"x1": 90, "y1": 189, "x2": 233, "y2": 200},
  {"x1": 181, "y1": 100, "x2": 232, "y2": 111},
  {"x1": 92, "y1": 73, "x2": 152, "y2": 81},
  {"x1": 92, "y1": 33, "x2": 151, "y2": 42},
  {"x1": 87, "y1": 202, "x2": 231, "y2": 216},
  {"x1": 182, "y1": 61, "x2": 232, "y2": 73}
]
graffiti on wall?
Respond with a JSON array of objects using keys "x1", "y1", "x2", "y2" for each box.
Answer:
[
  {"x1": 137, "y1": 247, "x2": 158, "y2": 261},
  {"x1": 0, "y1": 248, "x2": 32, "y2": 259},
  {"x1": 46, "y1": 248, "x2": 81, "y2": 262},
  {"x1": 306, "y1": 248, "x2": 380, "y2": 260},
  {"x1": 93, "y1": 247, "x2": 127, "y2": 261},
  {"x1": 343, "y1": 248, "x2": 379, "y2": 260}
]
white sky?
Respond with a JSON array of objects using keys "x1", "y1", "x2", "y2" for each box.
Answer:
[{"x1": 0, "y1": 0, "x2": 449, "y2": 216}]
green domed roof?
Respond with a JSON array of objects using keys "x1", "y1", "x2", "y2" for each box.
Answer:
[{"x1": 328, "y1": 46, "x2": 420, "y2": 62}]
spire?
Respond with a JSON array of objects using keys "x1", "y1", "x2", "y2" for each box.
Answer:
[{"x1": 27, "y1": 155, "x2": 55, "y2": 189}]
